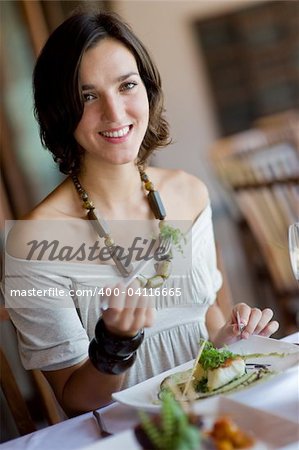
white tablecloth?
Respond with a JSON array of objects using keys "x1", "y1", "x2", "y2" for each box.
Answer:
[{"x1": 1, "y1": 332, "x2": 298, "y2": 450}]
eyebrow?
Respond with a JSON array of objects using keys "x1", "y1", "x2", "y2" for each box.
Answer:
[{"x1": 81, "y1": 72, "x2": 139, "y2": 91}]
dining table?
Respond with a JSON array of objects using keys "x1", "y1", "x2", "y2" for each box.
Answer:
[{"x1": 1, "y1": 332, "x2": 298, "y2": 450}]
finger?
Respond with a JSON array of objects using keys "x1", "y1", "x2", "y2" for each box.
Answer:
[
  {"x1": 253, "y1": 308, "x2": 274, "y2": 335},
  {"x1": 117, "y1": 308, "x2": 137, "y2": 332},
  {"x1": 144, "y1": 306, "x2": 156, "y2": 328},
  {"x1": 103, "y1": 280, "x2": 149, "y2": 332},
  {"x1": 112, "y1": 301, "x2": 155, "y2": 334},
  {"x1": 105, "y1": 283, "x2": 126, "y2": 311},
  {"x1": 233, "y1": 303, "x2": 251, "y2": 330},
  {"x1": 116, "y1": 282, "x2": 147, "y2": 331},
  {"x1": 131, "y1": 307, "x2": 147, "y2": 331},
  {"x1": 231, "y1": 322, "x2": 240, "y2": 336},
  {"x1": 259, "y1": 320, "x2": 279, "y2": 337},
  {"x1": 107, "y1": 303, "x2": 149, "y2": 335},
  {"x1": 241, "y1": 308, "x2": 262, "y2": 338},
  {"x1": 110, "y1": 299, "x2": 145, "y2": 333},
  {"x1": 121, "y1": 290, "x2": 153, "y2": 331},
  {"x1": 122, "y1": 280, "x2": 144, "y2": 309},
  {"x1": 101, "y1": 283, "x2": 128, "y2": 325},
  {"x1": 103, "y1": 306, "x2": 140, "y2": 336},
  {"x1": 104, "y1": 279, "x2": 142, "y2": 313}
]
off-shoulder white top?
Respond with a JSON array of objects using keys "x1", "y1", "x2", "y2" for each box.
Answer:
[{"x1": 4, "y1": 204, "x2": 222, "y2": 388}]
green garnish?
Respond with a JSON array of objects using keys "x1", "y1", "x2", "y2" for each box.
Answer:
[
  {"x1": 159, "y1": 223, "x2": 186, "y2": 254},
  {"x1": 139, "y1": 391, "x2": 200, "y2": 450},
  {"x1": 198, "y1": 341, "x2": 237, "y2": 371},
  {"x1": 194, "y1": 377, "x2": 208, "y2": 393}
]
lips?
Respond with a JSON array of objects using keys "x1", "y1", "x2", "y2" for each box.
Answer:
[{"x1": 99, "y1": 125, "x2": 131, "y2": 138}]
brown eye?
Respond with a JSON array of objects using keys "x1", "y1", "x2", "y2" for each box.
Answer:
[
  {"x1": 82, "y1": 92, "x2": 96, "y2": 102},
  {"x1": 120, "y1": 81, "x2": 137, "y2": 92}
]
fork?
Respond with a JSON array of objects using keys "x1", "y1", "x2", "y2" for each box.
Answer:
[
  {"x1": 155, "y1": 235, "x2": 173, "y2": 261},
  {"x1": 100, "y1": 236, "x2": 172, "y2": 310},
  {"x1": 93, "y1": 410, "x2": 112, "y2": 438},
  {"x1": 236, "y1": 311, "x2": 245, "y2": 333},
  {"x1": 121, "y1": 235, "x2": 172, "y2": 285}
]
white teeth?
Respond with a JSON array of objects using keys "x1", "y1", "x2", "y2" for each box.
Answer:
[{"x1": 100, "y1": 126, "x2": 130, "y2": 138}]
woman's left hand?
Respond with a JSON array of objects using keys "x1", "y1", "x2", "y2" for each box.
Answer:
[{"x1": 214, "y1": 302, "x2": 279, "y2": 347}]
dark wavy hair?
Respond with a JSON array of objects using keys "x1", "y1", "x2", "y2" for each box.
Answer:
[{"x1": 33, "y1": 10, "x2": 171, "y2": 174}]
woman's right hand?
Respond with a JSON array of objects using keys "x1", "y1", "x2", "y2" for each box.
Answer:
[{"x1": 101, "y1": 280, "x2": 155, "y2": 337}]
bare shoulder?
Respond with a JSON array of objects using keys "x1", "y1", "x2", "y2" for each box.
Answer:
[
  {"x1": 6, "y1": 179, "x2": 82, "y2": 259},
  {"x1": 23, "y1": 178, "x2": 80, "y2": 221},
  {"x1": 148, "y1": 167, "x2": 209, "y2": 221}
]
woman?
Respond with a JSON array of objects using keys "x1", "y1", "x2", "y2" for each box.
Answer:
[{"x1": 5, "y1": 10, "x2": 279, "y2": 416}]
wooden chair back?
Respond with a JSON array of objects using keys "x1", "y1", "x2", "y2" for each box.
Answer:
[
  {"x1": 31, "y1": 369, "x2": 64, "y2": 425},
  {"x1": 0, "y1": 347, "x2": 36, "y2": 436},
  {"x1": 1, "y1": 340, "x2": 64, "y2": 438},
  {"x1": 211, "y1": 120, "x2": 299, "y2": 293},
  {"x1": 211, "y1": 117, "x2": 299, "y2": 330}
]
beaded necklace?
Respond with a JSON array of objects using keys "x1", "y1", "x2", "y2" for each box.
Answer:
[{"x1": 72, "y1": 167, "x2": 172, "y2": 288}]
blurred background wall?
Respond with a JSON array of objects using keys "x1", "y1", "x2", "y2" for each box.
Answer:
[
  {"x1": 1, "y1": 0, "x2": 298, "y2": 442},
  {"x1": 115, "y1": 0, "x2": 262, "y2": 208},
  {"x1": 111, "y1": 0, "x2": 299, "y2": 321}
]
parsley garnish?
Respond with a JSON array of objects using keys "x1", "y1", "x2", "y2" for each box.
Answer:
[{"x1": 198, "y1": 341, "x2": 236, "y2": 370}]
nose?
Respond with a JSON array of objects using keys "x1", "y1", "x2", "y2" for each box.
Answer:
[{"x1": 100, "y1": 94, "x2": 124, "y2": 123}]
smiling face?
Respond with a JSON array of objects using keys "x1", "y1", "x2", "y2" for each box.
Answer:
[{"x1": 74, "y1": 38, "x2": 149, "y2": 168}]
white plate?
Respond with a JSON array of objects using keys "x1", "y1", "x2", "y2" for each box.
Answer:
[
  {"x1": 194, "y1": 396, "x2": 298, "y2": 449},
  {"x1": 112, "y1": 336, "x2": 299, "y2": 413},
  {"x1": 82, "y1": 397, "x2": 299, "y2": 450}
]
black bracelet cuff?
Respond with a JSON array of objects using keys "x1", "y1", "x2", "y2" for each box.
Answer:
[
  {"x1": 88, "y1": 338, "x2": 137, "y2": 375},
  {"x1": 94, "y1": 318, "x2": 144, "y2": 358}
]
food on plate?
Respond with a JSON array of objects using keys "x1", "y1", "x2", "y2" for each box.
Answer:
[
  {"x1": 134, "y1": 391, "x2": 256, "y2": 450},
  {"x1": 192, "y1": 341, "x2": 246, "y2": 392},
  {"x1": 195, "y1": 355, "x2": 246, "y2": 392},
  {"x1": 207, "y1": 416, "x2": 255, "y2": 450},
  {"x1": 160, "y1": 341, "x2": 273, "y2": 400},
  {"x1": 134, "y1": 391, "x2": 201, "y2": 450}
]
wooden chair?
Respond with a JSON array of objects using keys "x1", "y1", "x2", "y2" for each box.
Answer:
[
  {"x1": 0, "y1": 347, "x2": 36, "y2": 436},
  {"x1": 31, "y1": 369, "x2": 64, "y2": 426},
  {"x1": 253, "y1": 110, "x2": 299, "y2": 130},
  {"x1": 1, "y1": 346, "x2": 64, "y2": 437},
  {"x1": 0, "y1": 309, "x2": 65, "y2": 438},
  {"x1": 211, "y1": 118, "x2": 299, "y2": 331}
]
